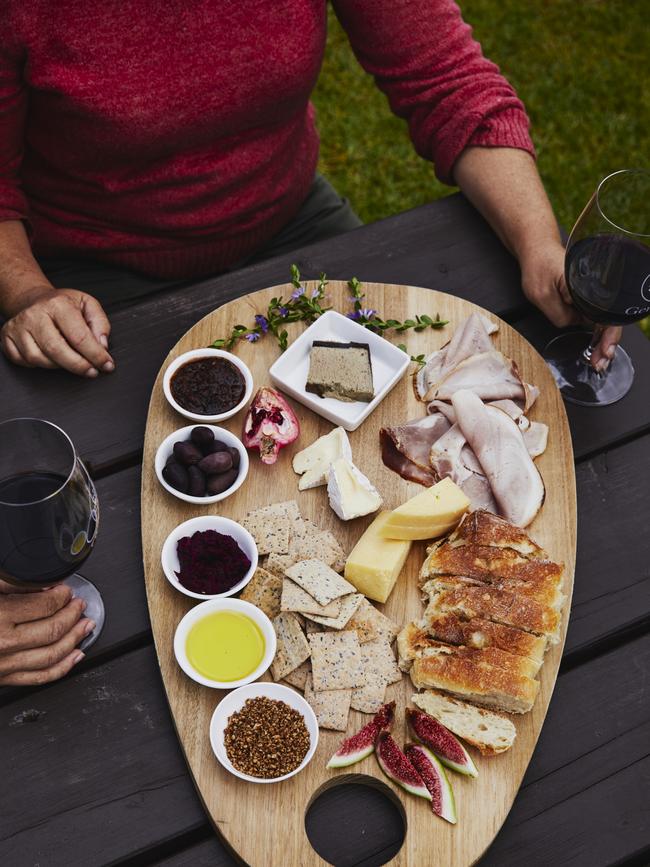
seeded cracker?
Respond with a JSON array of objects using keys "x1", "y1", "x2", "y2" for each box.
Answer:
[
  {"x1": 285, "y1": 559, "x2": 355, "y2": 606},
  {"x1": 350, "y1": 680, "x2": 387, "y2": 714},
  {"x1": 348, "y1": 598, "x2": 398, "y2": 644},
  {"x1": 361, "y1": 638, "x2": 402, "y2": 685},
  {"x1": 240, "y1": 567, "x2": 283, "y2": 620},
  {"x1": 242, "y1": 501, "x2": 300, "y2": 555},
  {"x1": 281, "y1": 578, "x2": 342, "y2": 617},
  {"x1": 303, "y1": 593, "x2": 364, "y2": 630},
  {"x1": 270, "y1": 613, "x2": 310, "y2": 681},
  {"x1": 304, "y1": 674, "x2": 351, "y2": 731},
  {"x1": 283, "y1": 659, "x2": 311, "y2": 691},
  {"x1": 308, "y1": 631, "x2": 365, "y2": 691}
]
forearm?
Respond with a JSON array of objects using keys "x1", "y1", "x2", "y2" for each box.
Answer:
[
  {"x1": 453, "y1": 147, "x2": 561, "y2": 266},
  {"x1": 0, "y1": 220, "x2": 54, "y2": 318}
]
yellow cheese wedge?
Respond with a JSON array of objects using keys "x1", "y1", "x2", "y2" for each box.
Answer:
[
  {"x1": 344, "y1": 511, "x2": 412, "y2": 603},
  {"x1": 381, "y1": 477, "x2": 470, "y2": 541}
]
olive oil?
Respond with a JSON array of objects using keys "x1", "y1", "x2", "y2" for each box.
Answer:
[{"x1": 186, "y1": 611, "x2": 265, "y2": 682}]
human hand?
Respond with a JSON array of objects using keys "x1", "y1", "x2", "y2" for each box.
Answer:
[
  {"x1": 0, "y1": 583, "x2": 93, "y2": 686},
  {"x1": 520, "y1": 240, "x2": 621, "y2": 371},
  {"x1": 1, "y1": 287, "x2": 115, "y2": 377}
]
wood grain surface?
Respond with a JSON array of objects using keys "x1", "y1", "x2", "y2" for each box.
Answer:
[{"x1": 141, "y1": 282, "x2": 577, "y2": 867}]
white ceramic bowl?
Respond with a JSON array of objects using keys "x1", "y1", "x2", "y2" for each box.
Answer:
[
  {"x1": 210, "y1": 682, "x2": 319, "y2": 783},
  {"x1": 163, "y1": 348, "x2": 253, "y2": 423},
  {"x1": 154, "y1": 424, "x2": 249, "y2": 505},
  {"x1": 161, "y1": 516, "x2": 258, "y2": 600},
  {"x1": 174, "y1": 598, "x2": 276, "y2": 689}
]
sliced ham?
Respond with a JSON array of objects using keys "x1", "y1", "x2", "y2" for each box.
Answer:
[
  {"x1": 522, "y1": 422, "x2": 549, "y2": 458},
  {"x1": 415, "y1": 313, "x2": 497, "y2": 400},
  {"x1": 380, "y1": 414, "x2": 450, "y2": 486},
  {"x1": 427, "y1": 350, "x2": 533, "y2": 406},
  {"x1": 451, "y1": 390, "x2": 545, "y2": 527}
]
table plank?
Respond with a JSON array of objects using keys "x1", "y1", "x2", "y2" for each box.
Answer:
[
  {"x1": 0, "y1": 193, "x2": 531, "y2": 472},
  {"x1": 3, "y1": 632, "x2": 648, "y2": 867}
]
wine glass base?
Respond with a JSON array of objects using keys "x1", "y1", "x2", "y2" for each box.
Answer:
[
  {"x1": 63, "y1": 574, "x2": 105, "y2": 651},
  {"x1": 544, "y1": 331, "x2": 635, "y2": 406}
]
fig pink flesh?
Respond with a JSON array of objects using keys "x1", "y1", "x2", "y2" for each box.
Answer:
[
  {"x1": 327, "y1": 702, "x2": 395, "y2": 768},
  {"x1": 405, "y1": 744, "x2": 456, "y2": 823},
  {"x1": 407, "y1": 708, "x2": 471, "y2": 767},
  {"x1": 375, "y1": 733, "x2": 431, "y2": 800}
]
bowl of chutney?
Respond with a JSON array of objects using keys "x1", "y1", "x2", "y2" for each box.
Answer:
[
  {"x1": 174, "y1": 598, "x2": 276, "y2": 689},
  {"x1": 161, "y1": 516, "x2": 258, "y2": 600},
  {"x1": 163, "y1": 348, "x2": 253, "y2": 423}
]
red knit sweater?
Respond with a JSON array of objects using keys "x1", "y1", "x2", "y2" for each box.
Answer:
[{"x1": 0, "y1": 1, "x2": 534, "y2": 279}]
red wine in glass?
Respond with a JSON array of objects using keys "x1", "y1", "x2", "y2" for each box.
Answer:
[
  {"x1": 545, "y1": 169, "x2": 650, "y2": 406},
  {"x1": 0, "y1": 418, "x2": 104, "y2": 650}
]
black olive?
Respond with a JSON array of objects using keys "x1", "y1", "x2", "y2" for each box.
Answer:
[
  {"x1": 187, "y1": 465, "x2": 207, "y2": 497},
  {"x1": 198, "y1": 451, "x2": 233, "y2": 474},
  {"x1": 190, "y1": 426, "x2": 215, "y2": 453},
  {"x1": 204, "y1": 438, "x2": 230, "y2": 454},
  {"x1": 206, "y1": 467, "x2": 239, "y2": 495},
  {"x1": 228, "y1": 446, "x2": 241, "y2": 469},
  {"x1": 165, "y1": 453, "x2": 178, "y2": 468},
  {"x1": 162, "y1": 462, "x2": 189, "y2": 493},
  {"x1": 173, "y1": 441, "x2": 203, "y2": 466}
]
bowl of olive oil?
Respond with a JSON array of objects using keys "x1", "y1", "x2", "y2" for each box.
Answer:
[{"x1": 174, "y1": 598, "x2": 276, "y2": 689}]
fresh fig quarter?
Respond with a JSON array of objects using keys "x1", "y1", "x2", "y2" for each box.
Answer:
[
  {"x1": 327, "y1": 702, "x2": 395, "y2": 769},
  {"x1": 375, "y1": 732, "x2": 431, "y2": 801},
  {"x1": 406, "y1": 708, "x2": 478, "y2": 777},
  {"x1": 405, "y1": 743, "x2": 457, "y2": 824}
]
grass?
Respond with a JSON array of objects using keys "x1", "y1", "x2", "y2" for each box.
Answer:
[{"x1": 312, "y1": 1, "x2": 649, "y2": 336}]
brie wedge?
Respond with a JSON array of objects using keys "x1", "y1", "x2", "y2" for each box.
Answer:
[
  {"x1": 292, "y1": 427, "x2": 352, "y2": 491},
  {"x1": 327, "y1": 457, "x2": 383, "y2": 521}
]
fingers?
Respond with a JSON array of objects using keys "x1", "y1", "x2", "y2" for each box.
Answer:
[
  {"x1": 10, "y1": 597, "x2": 86, "y2": 652},
  {"x1": 590, "y1": 325, "x2": 622, "y2": 371},
  {"x1": 2, "y1": 583, "x2": 73, "y2": 624},
  {"x1": 81, "y1": 294, "x2": 112, "y2": 351},
  {"x1": 1, "y1": 327, "x2": 57, "y2": 369},
  {"x1": 0, "y1": 617, "x2": 94, "y2": 675},
  {"x1": 30, "y1": 315, "x2": 101, "y2": 377},
  {"x1": 50, "y1": 302, "x2": 114, "y2": 373},
  {"x1": 0, "y1": 649, "x2": 84, "y2": 686}
]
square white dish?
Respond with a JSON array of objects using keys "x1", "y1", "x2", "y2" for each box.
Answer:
[{"x1": 269, "y1": 310, "x2": 410, "y2": 431}]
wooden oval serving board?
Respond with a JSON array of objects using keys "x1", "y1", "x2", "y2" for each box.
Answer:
[{"x1": 141, "y1": 282, "x2": 576, "y2": 866}]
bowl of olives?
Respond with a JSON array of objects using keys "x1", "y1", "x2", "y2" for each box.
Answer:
[{"x1": 155, "y1": 424, "x2": 249, "y2": 504}]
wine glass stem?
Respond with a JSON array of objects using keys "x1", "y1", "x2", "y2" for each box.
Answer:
[{"x1": 582, "y1": 324, "x2": 606, "y2": 368}]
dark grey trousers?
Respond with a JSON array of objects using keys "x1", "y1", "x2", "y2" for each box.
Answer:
[{"x1": 38, "y1": 174, "x2": 362, "y2": 309}]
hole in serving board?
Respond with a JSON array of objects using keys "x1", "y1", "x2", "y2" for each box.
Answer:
[{"x1": 305, "y1": 774, "x2": 406, "y2": 867}]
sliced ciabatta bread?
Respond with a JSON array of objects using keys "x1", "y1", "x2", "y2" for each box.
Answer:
[{"x1": 412, "y1": 690, "x2": 516, "y2": 755}]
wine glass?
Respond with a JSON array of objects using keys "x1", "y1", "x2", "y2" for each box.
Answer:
[
  {"x1": 544, "y1": 168, "x2": 650, "y2": 406},
  {"x1": 0, "y1": 418, "x2": 104, "y2": 650}
]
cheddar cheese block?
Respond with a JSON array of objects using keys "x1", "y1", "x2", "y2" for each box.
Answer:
[
  {"x1": 381, "y1": 477, "x2": 470, "y2": 541},
  {"x1": 344, "y1": 511, "x2": 411, "y2": 603}
]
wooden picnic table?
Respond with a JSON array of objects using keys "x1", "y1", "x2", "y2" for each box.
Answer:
[{"x1": 1, "y1": 193, "x2": 649, "y2": 867}]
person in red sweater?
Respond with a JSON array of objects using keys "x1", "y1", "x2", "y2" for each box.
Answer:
[{"x1": 0, "y1": 0, "x2": 619, "y2": 382}]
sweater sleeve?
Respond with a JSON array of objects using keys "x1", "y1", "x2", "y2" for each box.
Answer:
[
  {"x1": 0, "y1": 38, "x2": 29, "y2": 222},
  {"x1": 331, "y1": 0, "x2": 535, "y2": 185}
]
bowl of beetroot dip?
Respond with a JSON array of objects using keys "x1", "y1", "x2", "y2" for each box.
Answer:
[
  {"x1": 163, "y1": 348, "x2": 253, "y2": 422},
  {"x1": 161, "y1": 516, "x2": 258, "y2": 600}
]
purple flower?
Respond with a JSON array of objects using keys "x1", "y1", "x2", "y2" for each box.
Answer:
[
  {"x1": 291, "y1": 286, "x2": 306, "y2": 300},
  {"x1": 360, "y1": 308, "x2": 377, "y2": 320},
  {"x1": 346, "y1": 310, "x2": 361, "y2": 320},
  {"x1": 278, "y1": 306, "x2": 289, "y2": 318},
  {"x1": 254, "y1": 314, "x2": 269, "y2": 333},
  {"x1": 311, "y1": 288, "x2": 320, "y2": 299},
  {"x1": 245, "y1": 332, "x2": 260, "y2": 342}
]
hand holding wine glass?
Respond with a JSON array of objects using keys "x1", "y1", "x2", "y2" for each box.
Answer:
[
  {"x1": 0, "y1": 418, "x2": 105, "y2": 685},
  {"x1": 545, "y1": 168, "x2": 650, "y2": 406}
]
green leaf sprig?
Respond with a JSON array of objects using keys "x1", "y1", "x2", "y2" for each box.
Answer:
[{"x1": 209, "y1": 265, "x2": 447, "y2": 353}]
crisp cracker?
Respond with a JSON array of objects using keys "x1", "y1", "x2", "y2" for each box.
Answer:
[
  {"x1": 343, "y1": 601, "x2": 380, "y2": 644},
  {"x1": 283, "y1": 659, "x2": 311, "y2": 691},
  {"x1": 350, "y1": 679, "x2": 387, "y2": 714},
  {"x1": 242, "y1": 501, "x2": 300, "y2": 555},
  {"x1": 290, "y1": 518, "x2": 346, "y2": 572},
  {"x1": 285, "y1": 559, "x2": 355, "y2": 606},
  {"x1": 361, "y1": 638, "x2": 402, "y2": 685},
  {"x1": 239, "y1": 567, "x2": 282, "y2": 620},
  {"x1": 304, "y1": 593, "x2": 364, "y2": 630},
  {"x1": 265, "y1": 551, "x2": 295, "y2": 576},
  {"x1": 305, "y1": 619, "x2": 326, "y2": 634},
  {"x1": 360, "y1": 600, "x2": 399, "y2": 644},
  {"x1": 281, "y1": 578, "x2": 342, "y2": 617},
  {"x1": 270, "y1": 612, "x2": 310, "y2": 681},
  {"x1": 308, "y1": 631, "x2": 365, "y2": 691},
  {"x1": 304, "y1": 674, "x2": 351, "y2": 731}
]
